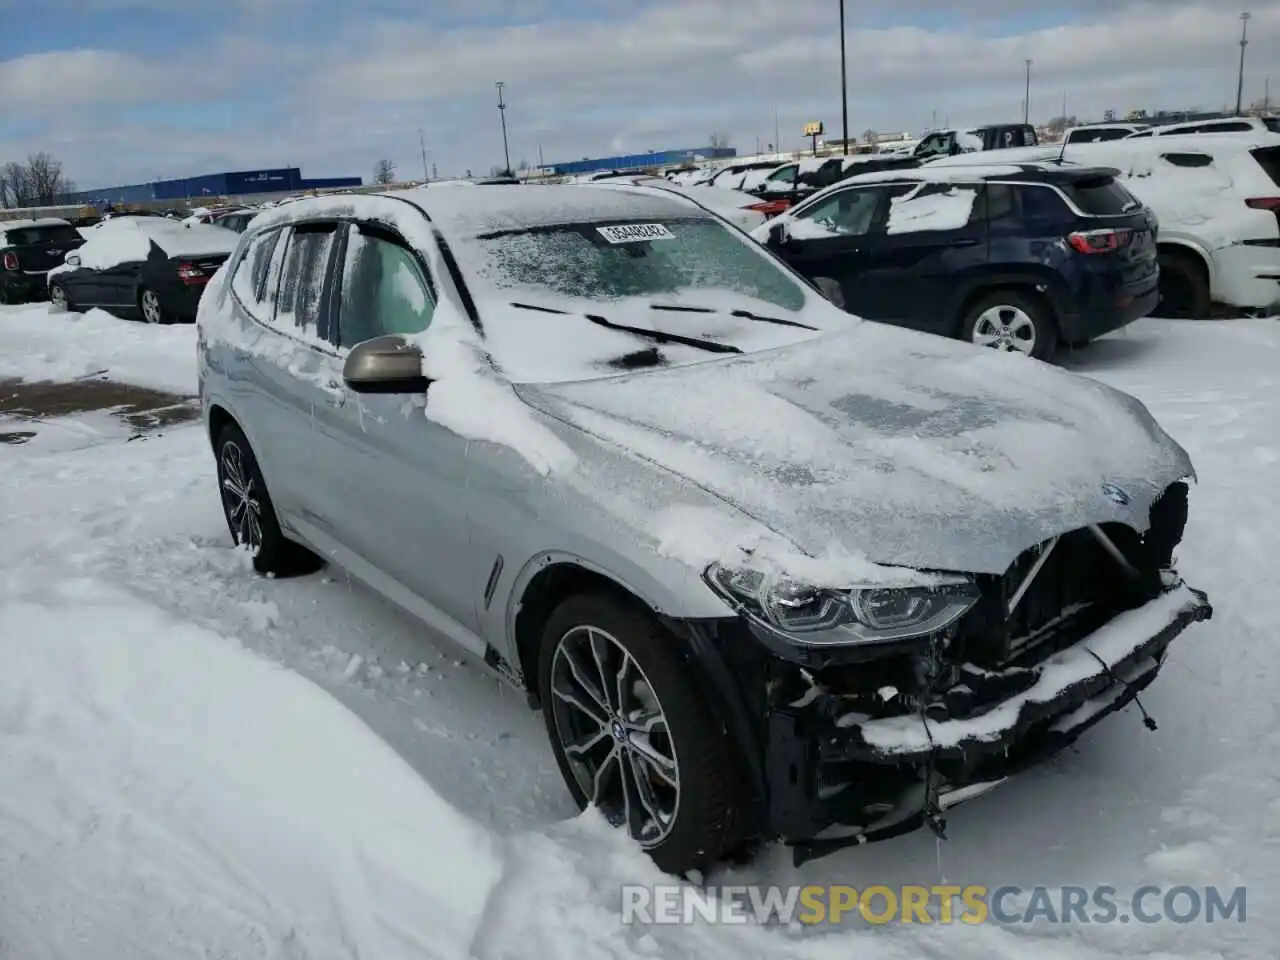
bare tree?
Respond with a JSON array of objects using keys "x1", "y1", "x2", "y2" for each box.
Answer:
[
  {"x1": 372, "y1": 158, "x2": 397, "y2": 185},
  {"x1": 25, "y1": 152, "x2": 71, "y2": 203},
  {"x1": 1046, "y1": 115, "x2": 1078, "y2": 135},
  {"x1": 0, "y1": 154, "x2": 75, "y2": 206},
  {"x1": 708, "y1": 131, "x2": 732, "y2": 150}
]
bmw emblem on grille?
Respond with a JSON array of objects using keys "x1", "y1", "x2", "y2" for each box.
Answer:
[{"x1": 1101, "y1": 482, "x2": 1131, "y2": 506}]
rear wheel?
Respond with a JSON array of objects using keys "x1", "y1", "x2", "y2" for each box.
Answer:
[
  {"x1": 538, "y1": 594, "x2": 748, "y2": 875},
  {"x1": 961, "y1": 290, "x2": 1058, "y2": 362},
  {"x1": 1157, "y1": 249, "x2": 1211, "y2": 319},
  {"x1": 214, "y1": 423, "x2": 320, "y2": 576},
  {"x1": 139, "y1": 286, "x2": 168, "y2": 324}
]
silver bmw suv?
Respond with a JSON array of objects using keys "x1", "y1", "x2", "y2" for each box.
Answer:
[{"x1": 197, "y1": 184, "x2": 1211, "y2": 872}]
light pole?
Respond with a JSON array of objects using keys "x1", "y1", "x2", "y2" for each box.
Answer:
[
  {"x1": 839, "y1": 0, "x2": 849, "y2": 155},
  {"x1": 495, "y1": 81, "x2": 512, "y2": 175},
  {"x1": 418, "y1": 129, "x2": 429, "y2": 182},
  {"x1": 1023, "y1": 58, "x2": 1032, "y2": 124},
  {"x1": 1235, "y1": 12, "x2": 1251, "y2": 116}
]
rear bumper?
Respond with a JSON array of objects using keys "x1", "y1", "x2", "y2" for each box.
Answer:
[
  {"x1": 1056, "y1": 280, "x2": 1159, "y2": 342},
  {"x1": 765, "y1": 582, "x2": 1211, "y2": 864},
  {"x1": 0, "y1": 271, "x2": 49, "y2": 302},
  {"x1": 1212, "y1": 243, "x2": 1280, "y2": 311}
]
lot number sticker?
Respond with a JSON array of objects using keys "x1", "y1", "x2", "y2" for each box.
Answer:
[{"x1": 596, "y1": 223, "x2": 676, "y2": 244}]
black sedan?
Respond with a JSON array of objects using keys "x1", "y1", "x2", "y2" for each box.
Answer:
[
  {"x1": 0, "y1": 218, "x2": 85, "y2": 304},
  {"x1": 48, "y1": 219, "x2": 237, "y2": 323}
]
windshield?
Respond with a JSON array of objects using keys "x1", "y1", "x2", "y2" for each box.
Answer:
[
  {"x1": 465, "y1": 218, "x2": 807, "y2": 311},
  {"x1": 455, "y1": 217, "x2": 835, "y2": 383}
]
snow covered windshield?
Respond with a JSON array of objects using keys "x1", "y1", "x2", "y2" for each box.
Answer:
[
  {"x1": 466, "y1": 218, "x2": 805, "y2": 310},
  {"x1": 452, "y1": 216, "x2": 837, "y2": 383}
]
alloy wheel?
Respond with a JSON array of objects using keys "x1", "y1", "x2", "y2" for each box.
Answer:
[
  {"x1": 49, "y1": 285, "x2": 67, "y2": 310},
  {"x1": 218, "y1": 441, "x2": 263, "y2": 552},
  {"x1": 548, "y1": 625, "x2": 681, "y2": 847},
  {"x1": 971, "y1": 305, "x2": 1036, "y2": 355},
  {"x1": 141, "y1": 289, "x2": 162, "y2": 324}
]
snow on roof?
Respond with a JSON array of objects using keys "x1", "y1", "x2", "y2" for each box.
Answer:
[
  {"x1": 842, "y1": 164, "x2": 1026, "y2": 185},
  {"x1": 0, "y1": 217, "x2": 72, "y2": 237}
]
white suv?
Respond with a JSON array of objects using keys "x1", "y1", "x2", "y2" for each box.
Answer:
[
  {"x1": 929, "y1": 133, "x2": 1280, "y2": 318},
  {"x1": 1125, "y1": 116, "x2": 1280, "y2": 139}
]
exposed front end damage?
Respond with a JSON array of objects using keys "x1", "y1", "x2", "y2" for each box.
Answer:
[{"x1": 687, "y1": 482, "x2": 1213, "y2": 866}]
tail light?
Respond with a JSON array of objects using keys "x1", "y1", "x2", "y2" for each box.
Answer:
[
  {"x1": 1067, "y1": 228, "x2": 1132, "y2": 254},
  {"x1": 176, "y1": 262, "x2": 206, "y2": 284},
  {"x1": 1245, "y1": 197, "x2": 1280, "y2": 210},
  {"x1": 1, "y1": 252, "x2": 17, "y2": 271},
  {"x1": 746, "y1": 200, "x2": 792, "y2": 216}
]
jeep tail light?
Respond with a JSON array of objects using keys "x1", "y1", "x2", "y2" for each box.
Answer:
[
  {"x1": 1, "y1": 252, "x2": 17, "y2": 271},
  {"x1": 1245, "y1": 197, "x2": 1280, "y2": 210},
  {"x1": 1067, "y1": 228, "x2": 1131, "y2": 254},
  {"x1": 176, "y1": 262, "x2": 206, "y2": 284}
]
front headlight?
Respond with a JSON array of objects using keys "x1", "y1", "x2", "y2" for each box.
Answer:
[{"x1": 705, "y1": 563, "x2": 979, "y2": 646}]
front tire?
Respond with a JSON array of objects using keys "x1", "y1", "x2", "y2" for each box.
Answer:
[
  {"x1": 538, "y1": 594, "x2": 748, "y2": 875},
  {"x1": 48, "y1": 282, "x2": 74, "y2": 312},
  {"x1": 214, "y1": 423, "x2": 319, "y2": 576},
  {"x1": 961, "y1": 290, "x2": 1058, "y2": 362}
]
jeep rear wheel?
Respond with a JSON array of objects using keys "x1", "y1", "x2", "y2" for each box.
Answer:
[
  {"x1": 538, "y1": 594, "x2": 748, "y2": 875},
  {"x1": 961, "y1": 290, "x2": 1058, "y2": 362}
]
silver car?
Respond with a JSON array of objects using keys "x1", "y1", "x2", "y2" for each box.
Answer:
[{"x1": 197, "y1": 185, "x2": 1212, "y2": 873}]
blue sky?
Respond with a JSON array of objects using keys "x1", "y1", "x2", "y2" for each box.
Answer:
[{"x1": 2, "y1": 0, "x2": 1276, "y2": 191}]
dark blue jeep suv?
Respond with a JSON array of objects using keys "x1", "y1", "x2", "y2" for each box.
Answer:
[{"x1": 755, "y1": 162, "x2": 1159, "y2": 362}]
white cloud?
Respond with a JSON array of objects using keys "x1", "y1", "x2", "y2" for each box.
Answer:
[{"x1": 1, "y1": 0, "x2": 1277, "y2": 188}]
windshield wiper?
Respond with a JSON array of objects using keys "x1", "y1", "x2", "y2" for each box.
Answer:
[
  {"x1": 649, "y1": 303, "x2": 818, "y2": 331},
  {"x1": 509, "y1": 302, "x2": 741, "y2": 355}
]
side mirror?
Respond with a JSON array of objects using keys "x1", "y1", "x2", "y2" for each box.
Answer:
[
  {"x1": 64, "y1": 252, "x2": 81, "y2": 267},
  {"x1": 342, "y1": 335, "x2": 430, "y2": 394}
]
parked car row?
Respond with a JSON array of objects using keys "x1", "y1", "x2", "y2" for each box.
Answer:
[{"x1": 194, "y1": 182, "x2": 1213, "y2": 874}]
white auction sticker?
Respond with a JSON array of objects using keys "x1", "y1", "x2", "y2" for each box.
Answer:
[{"x1": 596, "y1": 223, "x2": 676, "y2": 244}]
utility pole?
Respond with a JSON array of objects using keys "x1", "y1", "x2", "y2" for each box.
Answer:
[
  {"x1": 1235, "y1": 12, "x2": 1251, "y2": 116},
  {"x1": 1024, "y1": 58, "x2": 1033, "y2": 124},
  {"x1": 418, "y1": 129, "x2": 429, "y2": 181},
  {"x1": 495, "y1": 81, "x2": 511, "y2": 175},
  {"x1": 774, "y1": 108, "x2": 781, "y2": 158},
  {"x1": 1265, "y1": 75, "x2": 1271, "y2": 112},
  {"x1": 839, "y1": 0, "x2": 849, "y2": 155}
]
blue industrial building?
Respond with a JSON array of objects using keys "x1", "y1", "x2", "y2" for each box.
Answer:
[
  {"x1": 62, "y1": 167, "x2": 362, "y2": 205},
  {"x1": 542, "y1": 146, "x2": 737, "y2": 177}
]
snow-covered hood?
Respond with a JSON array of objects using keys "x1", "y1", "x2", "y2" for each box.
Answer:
[{"x1": 515, "y1": 323, "x2": 1194, "y2": 576}]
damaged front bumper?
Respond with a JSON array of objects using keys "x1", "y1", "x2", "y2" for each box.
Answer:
[{"x1": 762, "y1": 582, "x2": 1212, "y2": 865}]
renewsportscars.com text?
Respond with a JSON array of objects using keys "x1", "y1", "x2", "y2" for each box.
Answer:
[{"x1": 620, "y1": 884, "x2": 1247, "y2": 926}]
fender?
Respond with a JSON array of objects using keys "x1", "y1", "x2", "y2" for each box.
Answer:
[{"x1": 1155, "y1": 234, "x2": 1218, "y2": 289}]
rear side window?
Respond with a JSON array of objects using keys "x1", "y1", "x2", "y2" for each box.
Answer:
[
  {"x1": 230, "y1": 229, "x2": 280, "y2": 319},
  {"x1": 275, "y1": 224, "x2": 338, "y2": 335},
  {"x1": 1063, "y1": 177, "x2": 1139, "y2": 215},
  {"x1": 1015, "y1": 184, "x2": 1070, "y2": 220},
  {"x1": 1196, "y1": 121, "x2": 1254, "y2": 133},
  {"x1": 1264, "y1": 118, "x2": 1280, "y2": 134},
  {"x1": 1250, "y1": 147, "x2": 1280, "y2": 187}
]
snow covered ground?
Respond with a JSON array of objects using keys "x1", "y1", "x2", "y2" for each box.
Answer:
[{"x1": 1, "y1": 303, "x2": 1276, "y2": 959}]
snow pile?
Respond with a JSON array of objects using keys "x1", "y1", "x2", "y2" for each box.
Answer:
[
  {"x1": 47, "y1": 224, "x2": 151, "y2": 277},
  {"x1": 0, "y1": 303, "x2": 196, "y2": 393},
  {"x1": 886, "y1": 187, "x2": 978, "y2": 234},
  {"x1": 0, "y1": 577, "x2": 501, "y2": 959}
]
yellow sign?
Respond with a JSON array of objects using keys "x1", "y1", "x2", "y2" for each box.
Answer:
[{"x1": 802, "y1": 121, "x2": 824, "y2": 137}]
